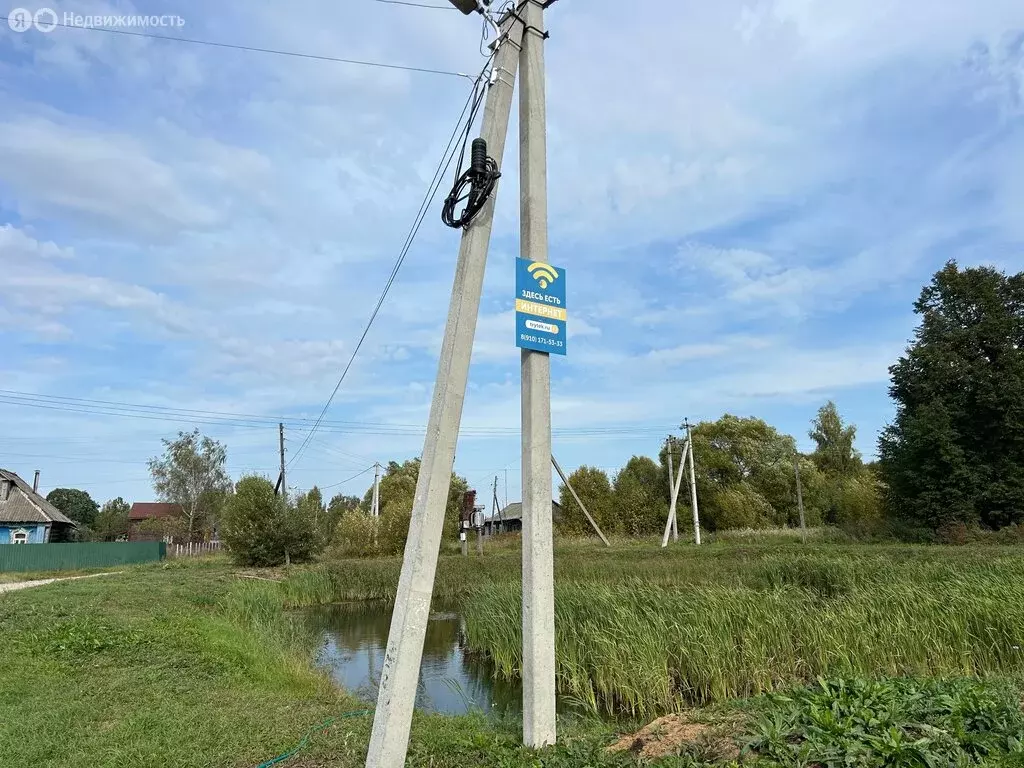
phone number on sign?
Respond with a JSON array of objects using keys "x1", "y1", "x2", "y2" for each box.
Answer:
[{"x1": 520, "y1": 334, "x2": 564, "y2": 349}]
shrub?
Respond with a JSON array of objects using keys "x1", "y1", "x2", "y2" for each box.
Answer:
[
  {"x1": 557, "y1": 466, "x2": 613, "y2": 536},
  {"x1": 222, "y1": 475, "x2": 316, "y2": 566},
  {"x1": 936, "y1": 520, "x2": 971, "y2": 546},
  {"x1": 708, "y1": 484, "x2": 774, "y2": 529},
  {"x1": 377, "y1": 502, "x2": 411, "y2": 556},
  {"x1": 333, "y1": 509, "x2": 379, "y2": 557}
]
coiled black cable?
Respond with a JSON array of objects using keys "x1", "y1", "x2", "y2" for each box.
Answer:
[{"x1": 442, "y1": 137, "x2": 501, "y2": 229}]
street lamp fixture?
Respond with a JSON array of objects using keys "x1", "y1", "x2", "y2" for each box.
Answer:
[{"x1": 448, "y1": 0, "x2": 484, "y2": 14}]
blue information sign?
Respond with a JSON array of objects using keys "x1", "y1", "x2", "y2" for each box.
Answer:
[{"x1": 515, "y1": 258, "x2": 567, "y2": 356}]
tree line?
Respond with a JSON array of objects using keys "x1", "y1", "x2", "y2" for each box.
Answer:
[
  {"x1": 557, "y1": 261, "x2": 1024, "y2": 541},
  {"x1": 43, "y1": 260, "x2": 1024, "y2": 554},
  {"x1": 556, "y1": 401, "x2": 879, "y2": 538}
]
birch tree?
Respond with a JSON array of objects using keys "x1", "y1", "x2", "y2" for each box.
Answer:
[{"x1": 148, "y1": 429, "x2": 231, "y2": 541}]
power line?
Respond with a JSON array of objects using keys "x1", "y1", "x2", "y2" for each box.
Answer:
[
  {"x1": 320, "y1": 465, "x2": 377, "y2": 490},
  {"x1": 373, "y1": 0, "x2": 456, "y2": 8},
  {"x1": 286, "y1": 57, "x2": 497, "y2": 470},
  {"x1": 0, "y1": 16, "x2": 472, "y2": 80},
  {"x1": 0, "y1": 391, "x2": 675, "y2": 438}
]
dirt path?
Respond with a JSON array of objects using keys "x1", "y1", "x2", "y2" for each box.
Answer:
[{"x1": 0, "y1": 571, "x2": 123, "y2": 594}]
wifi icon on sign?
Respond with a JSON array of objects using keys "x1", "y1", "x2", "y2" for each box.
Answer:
[{"x1": 527, "y1": 262, "x2": 559, "y2": 290}]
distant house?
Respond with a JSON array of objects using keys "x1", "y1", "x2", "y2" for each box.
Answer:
[
  {"x1": 128, "y1": 502, "x2": 183, "y2": 542},
  {"x1": 483, "y1": 500, "x2": 563, "y2": 535},
  {"x1": 0, "y1": 469, "x2": 77, "y2": 543}
]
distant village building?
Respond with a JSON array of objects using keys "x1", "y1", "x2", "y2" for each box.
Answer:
[
  {"x1": 0, "y1": 469, "x2": 76, "y2": 543},
  {"x1": 128, "y1": 502, "x2": 183, "y2": 542},
  {"x1": 482, "y1": 500, "x2": 563, "y2": 535}
]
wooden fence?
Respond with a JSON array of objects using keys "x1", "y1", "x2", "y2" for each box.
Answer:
[{"x1": 168, "y1": 541, "x2": 223, "y2": 558}]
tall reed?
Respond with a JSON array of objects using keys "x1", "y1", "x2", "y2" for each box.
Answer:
[{"x1": 463, "y1": 562, "x2": 1024, "y2": 718}]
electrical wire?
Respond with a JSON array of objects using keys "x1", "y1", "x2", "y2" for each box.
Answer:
[
  {"x1": 0, "y1": 16, "x2": 472, "y2": 80},
  {"x1": 442, "y1": 36, "x2": 502, "y2": 228},
  {"x1": 0, "y1": 392, "x2": 676, "y2": 438},
  {"x1": 373, "y1": 0, "x2": 456, "y2": 8},
  {"x1": 285, "y1": 53, "x2": 501, "y2": 470},
  {"x1": 319, "y1": 466, "x2": 377, "y2": 491}
]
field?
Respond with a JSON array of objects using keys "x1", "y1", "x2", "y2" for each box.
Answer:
[{"x1": 1, "y1": 537, "x2": 1023, "y2": 767}]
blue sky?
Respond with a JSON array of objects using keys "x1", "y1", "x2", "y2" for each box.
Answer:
[{"x1": 0, "y1": 0, "x2": 1022, "y2": 507}]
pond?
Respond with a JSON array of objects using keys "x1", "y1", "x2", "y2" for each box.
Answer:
[{"x1": 308, "y1": 603, "x2": 527, "y2": 716}]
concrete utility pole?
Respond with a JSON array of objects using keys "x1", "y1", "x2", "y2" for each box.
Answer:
[
  {"x1": 364, "y1": 14, "x2": 525, "y2": 768},
  {"x1": 661, "y1": 438, "x2": 689, "y2": 548},
  {"x1": 372, "y1": 463, "x2": 381, "y2": 518},
  {"x1": 279, "y1": 423, "x2": 287, "y2": 500},
  {"x1": 794, "y1": 455, "x2": 807, "y2": 543},
  {"x1": 519, "y1": 0, "x2": 556, "y2": 749},
  {"x1": 551, "y1": 455, "x2": 610, "y2": 547},
  {"x1": 684, "y1": 420, "x2": 701, "y2": 545},
  {"x1": 476, "y1": 502, "x2": 485, "y2": 555},
  {"x1": 669, "y1": 438, "x2": 680, "y2": 542},
  {"x1": 492, "y1": 476, "x2": 501, "y2": 534}
]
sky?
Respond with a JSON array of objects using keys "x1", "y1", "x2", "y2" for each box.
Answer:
[{"x1": 0, "y1": 0, "x2": 1022, "y2": 508}]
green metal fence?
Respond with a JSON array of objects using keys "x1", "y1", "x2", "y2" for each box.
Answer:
[{"x1": 0, "y1": 542, "x2": 166, "y2": 572}]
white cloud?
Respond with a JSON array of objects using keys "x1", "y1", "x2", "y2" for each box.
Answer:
[{"x1": 0, "y1": 0, "x2": 1021, "y2": 504}]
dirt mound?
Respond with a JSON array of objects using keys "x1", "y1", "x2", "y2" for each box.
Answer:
[{"x1": 607, "y1": 713, "x2": 742, "y2": 761}]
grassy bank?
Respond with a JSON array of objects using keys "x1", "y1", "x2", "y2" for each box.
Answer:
[
  {"x1": 4, "y1": 542, "x2": 1024, "y2": 766},
  {"x1": 0, "y1": 555, "x2": 642, "y2": 767},
  {"x1": 0, "y1": 556, "x2": 356, "y2": 767}
]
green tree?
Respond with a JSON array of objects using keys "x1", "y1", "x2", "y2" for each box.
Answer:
[
  {"x1": 93, "y1": 497, "x2": 131, "y2": 541},
  {"x1": 296, "y1": 485, "x2": 327, "y2": 548},
  {"x1": 360, "y1": 459, "x2": 468, "y2": 539},
  {"x1": 690, "y1": 415, "x2": 797, "y2": 530},
  {"x1": 222, "y1": 475, "x2": 315, "y2": 566},
  {"x1": 612, "y1": 456, "x2": 666, "y2": 535},
  {"x1": 46, "y1": 488, "x2": 99, "y2": 527},
  {"x1": 557, "y1": 465, "x2": 614, "y2": 536},
  {"x1": 334, "y1": 509, "x2": 378, "y2": 557},
  {"x1": 328, "y1": 493, "x2": 360, "y2": 517},
  {"x1": 809, "y1": 401, "x2": 862, "y2": 476},
  {"x1": 148, "y1": 429, "x2": 232, "y2": 542},
  {"x1": 879, "y1": 262, "x2": 1024, "y2": 530}
]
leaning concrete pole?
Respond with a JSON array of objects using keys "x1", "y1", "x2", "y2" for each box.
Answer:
[
  {"x1": 364, "y1": 17, "x2": 524, "y2": 768},
  {"x1": 519, "y1": 0, "x2": 557, "y2": 749},
  {"x1": 552, "y1": 455, "x2": 610, "y2": 547},
  {"x1": 661, "y1": 439, "x2": 688, "y2": 548}
]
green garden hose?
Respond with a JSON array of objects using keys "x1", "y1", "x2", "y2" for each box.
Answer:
[{"x1": 256, "y1": 709, "x2": 372, "y2": 768}]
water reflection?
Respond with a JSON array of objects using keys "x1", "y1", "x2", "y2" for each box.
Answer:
[{"x1": 307, "y1": 603, "x2": 524, "y2": 716}]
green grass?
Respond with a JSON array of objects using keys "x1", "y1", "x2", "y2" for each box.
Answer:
[
  {"x1": 4, "y1": 540, "x2": 1024, "y2": 767},
  {"x1": 0, "y1": 565, "x2": 123, "y2": 583},
  {"x1": 747, "y1": 677, "x2": 1024, "y2": 767},
  {"x1": 0, "y1": 553, "x2": 664, "y2": 767}
]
